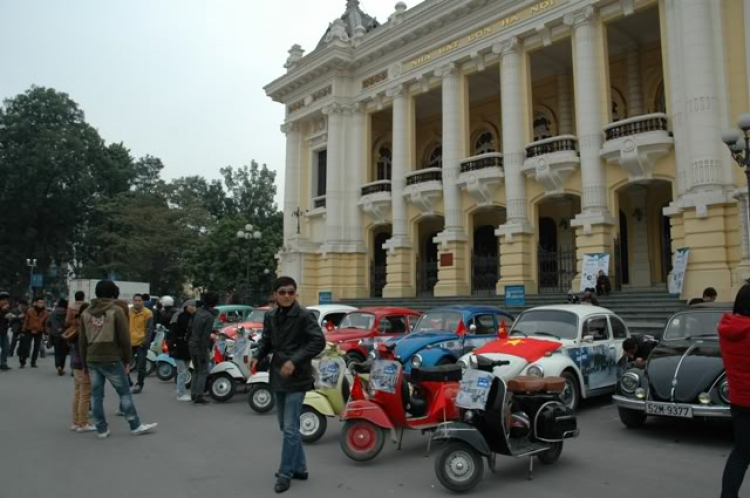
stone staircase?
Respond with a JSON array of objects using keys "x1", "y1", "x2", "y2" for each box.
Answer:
[{"x1": 339, "y1": 286, "x2": 686, "y2": 339}]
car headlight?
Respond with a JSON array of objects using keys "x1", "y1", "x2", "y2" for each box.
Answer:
[
  {"x1": 527, "y1": 364, "x2": 544, "y2": 378},
  {"x1": 720, "y1": 380, "x2": 731, "y2": 404},
  {"x1": 620, "y1": 372, "x2": 640, "y2": 394},
  {"x1": 410, "y1": 354, "x2": 423, "y2": 369}
]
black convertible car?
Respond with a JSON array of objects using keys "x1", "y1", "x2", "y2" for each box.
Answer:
[{"x1": 613, "y1": 303, "x2": 732, "y2": 427}]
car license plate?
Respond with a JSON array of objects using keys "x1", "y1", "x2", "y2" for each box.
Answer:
[{"x1": 645, "y1": 402, "x2": 693, "y2": 418}]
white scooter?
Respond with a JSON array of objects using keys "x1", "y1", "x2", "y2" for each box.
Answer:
[
  {"x1": 208, "y1": 328, "x2": 256, "y2": 402},
  {"x1": 247, "y1": 360, "x2": 274, "y2": 413}
]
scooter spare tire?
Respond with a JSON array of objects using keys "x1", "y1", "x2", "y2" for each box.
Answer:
[
  {"x1": 184, "y1": 369, "x2": 192, "y2": 389},
  {"x1": 435, "y1": 441, "x2": 484, "y2": 493},
  {"x1": 156, "y1": 362, "x2": 176, "y2": 381},
  {"x1": 248, "y1": 384, "x2": 275, "y2": 413},
  {"x1": 209, "y1": 373, "x2": 236, "y2": 403},
  {"x1": 537, "y1": 441, "x2": 563, "y2": 465},
  {"x1": 340, "y1": 420, "x2": 385, "y2": 462},
  {"x1": 145, "y1": 359, "x2": 155, "y2": 377},
  {"x1": 300, "y1": 406, "x2": 327, "y2": 444}
]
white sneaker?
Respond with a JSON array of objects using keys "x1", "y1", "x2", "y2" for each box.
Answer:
[
  {"x1": 115, "y1": 409, "x2": 124, "y2": 416},
  {"x1": 177, "y1": 395, "x2": 192, "y2": 402},
  {"x1": 77, "y1": 424, "x2": 96, "y2": 433},
  {"x1": 131, "y1": 423, "x2": 158, "y2": 436},
  {"x1": 96, "y1": 430, "x2": 111, "y2": 439},
  {"x1": 70, "y1": 424, "x2": 79, "y2": 432}
]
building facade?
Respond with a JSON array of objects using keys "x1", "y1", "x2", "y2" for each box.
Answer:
[{"x1": 265, "y1": 0, "x2": 750, "y2": 306}]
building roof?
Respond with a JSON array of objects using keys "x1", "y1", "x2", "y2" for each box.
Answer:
[{"x1": 317, "y1": 0, "x2": 380, "y2": 49}]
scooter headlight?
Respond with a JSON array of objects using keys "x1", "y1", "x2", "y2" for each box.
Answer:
[
  {"x1": 620, "y1": 372, "x2": 640, "y2": 394},
  {"x1": 464, "y1": 410, "x2": 475, "y2": 423},
  {"x1": 527, "y1": 364, "x2": 544, "y2": 378},
  {"x1": 410, "y1": 354, "x2": 423, "y2": 369}
]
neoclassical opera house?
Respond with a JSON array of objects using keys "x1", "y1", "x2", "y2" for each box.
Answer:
[{"x1": 265, "y1": 0, "x2": 750, "y2": 305}]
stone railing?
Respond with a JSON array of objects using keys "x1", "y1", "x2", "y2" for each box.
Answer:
[
  {"x1": 526, "y1": 135, "x2": 578, "y2": 159},
  {"x1": 361, "y1": 180, "x2": 392, "y2": 196},
  {"x1": 406, "y1": 167, "x2": 443, "y2": 186},
  {"x1": 460, "y1": 152, "x2": 504, "y2": 173},
  {"x1": 604, "y1": 113, "x2": 669, "y2": 141},
  {"x1": 312, "y1": 195, "x2": 327, "y2": 209}
]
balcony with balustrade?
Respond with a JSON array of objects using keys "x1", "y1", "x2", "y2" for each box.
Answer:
[
  {"x1": 358, "y1": 180, "x2": 392, "y2": 226},
  {"x1": 403, "y1": 167, "x2": 443, "y2": 215},
  {"x1": 456, "y1": 152, "x2": 505, "y2": 206},
  {"x1": 522, "y1": 135, "x2": 580, "y2": 197},
  {"x1": 600, "y1": 113, "x2": 674, "y2": 183}
]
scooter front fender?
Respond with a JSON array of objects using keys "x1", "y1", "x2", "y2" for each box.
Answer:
[
  {"x1": 210, "y1": 362, "x2": 244, "y2": 380},
  {"x1": 247, "y1": 372, "x2": 270, "y2": 385},
  {"x1": 341, "y1": 400, "x2": 394, "y2": 430},
  {"x1": 304, "y1": 392, "x2": 336, "y2": 417},
  {"x1": 156, "y1": 354, "x2": 175, "y2": 367},
  {"x1": 434, "y1": 422, "x2": 492, "y2": 457},
  {"x1": 147, "y1": 350, "x2": 158, "y2": 362}
]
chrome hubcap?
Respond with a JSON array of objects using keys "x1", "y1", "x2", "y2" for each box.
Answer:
[
  {"x1": 300, "y1": 412, "x2": 319, "y2": 435},
  {"x1": 447, "y1": 451, "x2": 474, "y2": 482},
  {"x1": 562, "y1": 379, "x2": 575, "y2": 408},
  {"x1": 253, "y1": 390, "x2": 271, "y2": 407},
  {"x1": 214, "y1": 378, "x2": 232, "y2": 396}
]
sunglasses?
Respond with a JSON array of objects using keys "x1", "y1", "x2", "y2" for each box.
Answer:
[{"x1": 275, "y1": 290, "x2": 295, "y2": 296}]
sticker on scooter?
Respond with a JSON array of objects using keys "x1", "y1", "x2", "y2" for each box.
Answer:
[
  {"x1": 370, "y1": 360, "x2": 400, "y2": 394},
  {"x1": 316, "y1": 359, "x2": 341, "y2": 389},
  {"x1": 456, "y1": 370, "x2": 494, "y2": 410}
]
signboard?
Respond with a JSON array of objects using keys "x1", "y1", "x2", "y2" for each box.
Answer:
[
  {"x1": 31, "y1": 274, "x2": 43, "y2": 288},
  {"x1": 318, "y1": 291, "x2": 333, "y2": 305},
  {"x1": 668, "y1": 248, "x2": 690, "y2": 295},
  {"x1": 504, "y1": 285, "x2": 526, "y2": 307},
  {"x1": 370, "y1": 360, "x2": 400, "y2": 394},
  {"x1": 580, "y1": 253, "x2": 610, "y2": 292},
  {"x1": 456, "y1": 370, "x2": 494, "y2": 410}
]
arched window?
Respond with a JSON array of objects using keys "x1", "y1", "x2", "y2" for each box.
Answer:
[
  {"x1": 425, "y1": 143, "x2": 443, "y2": 169},
  {"x1": 474, "y1": 131, "x2": 496, "y2": 155},
  {"x1": 611, "y1": 87, "x2": 627, "y2": 122},
  {"x1": 376, "y1": 145, "x2": 392, "y2": 180},
  {"x1": 533, "y1": 109, "x2": 556, "y2": 142}
]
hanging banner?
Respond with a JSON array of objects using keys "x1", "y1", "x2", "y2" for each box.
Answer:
[
  {"x1": 580, "y1": 253, "x2": 610, "y2": 292},
  {"x1": 668, "y1": 248, "x2": 690, "y2": 295}
]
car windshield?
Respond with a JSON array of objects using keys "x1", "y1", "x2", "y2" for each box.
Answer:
[
  {"x1": 338, "y1": 313, "x2": 375, "y2": 330},
  {"x1": 414, "y1": 312, "x2": 463, "y2": 333},
  {"x1": 663, "y1": 311, "x2": 724, "y2": 341},
  {"x1": 511, "y1": 310, "x2": 579, "y2": 341},
  {"x1": 247, "y1": 310, "x2": 266, "y2": 323}
]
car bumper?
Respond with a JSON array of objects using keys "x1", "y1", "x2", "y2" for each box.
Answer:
[{"x1": 612, "y1": 395, "x2": 731, "y2": 418}]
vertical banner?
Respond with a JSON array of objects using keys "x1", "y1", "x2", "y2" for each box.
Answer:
[
  {"x1": 580, "y1": 253, "x2": 610, "y2": 292},
  {"x1": 668, "y1": 248, "x2": 690, "y2": 295}
]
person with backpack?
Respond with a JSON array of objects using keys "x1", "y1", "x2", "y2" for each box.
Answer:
[
  {"x1": 79, "y1": 280, "x2": 157, "y2": 439},
  {"x1": 169, "y1": 299, "x2": 196, "y2": 401}
]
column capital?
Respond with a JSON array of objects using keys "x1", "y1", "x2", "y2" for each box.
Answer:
[
  {"x1": 433, "y1": 62, "x2": 459, "y2": 79},
  {"x1": 491, "y1": 36, "x2": 520, "y2": 57},
  {"x1": 386, "y1": 83, "x2": 409, "y2": 99},
  {"x1": 280, "y1": 121, "x2": 300, "y2": 134},
  {"x1": 563, "y1": 5, "x2": 596, "y2": 28},
  {"x1": 322, "y1": 102, "x2": 353, "y2": 116}
]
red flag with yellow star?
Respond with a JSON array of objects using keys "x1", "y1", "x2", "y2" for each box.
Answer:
[{"x1": 474, "y1": 338, "x2": 562, "y2": 363}]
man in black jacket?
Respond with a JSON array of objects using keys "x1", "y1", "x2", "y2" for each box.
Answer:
[
  {"x1": 189, "y1": 292, "x2": 219, "y2": 404},
  {"x1": 251, "y1": 277, "x2": 325, "y2": 494}
]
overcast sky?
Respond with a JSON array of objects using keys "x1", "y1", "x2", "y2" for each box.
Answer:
[{"x1": 0, "y1": 0, "x2": 397, "y2": 205}]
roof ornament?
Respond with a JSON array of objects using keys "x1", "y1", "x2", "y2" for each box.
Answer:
[
  {"x1": 284, "y1": 44, "x2": 305, "y2": 71},
  {"x1": 389, "y1": 2, "x2": 408, "y2": 26},
  {"x1": 324, "y1": 18, "x2": 350, "y2": 44}
]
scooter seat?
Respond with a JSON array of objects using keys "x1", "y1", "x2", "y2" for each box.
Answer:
[
  {"x1": 350, "y1": 361, "x2": 373, "y2": 374},
  {"x1": 507, "y1": 376, "x2": 547, "y2": 394},
  {"x1": 410, "y1": 364, "x2": 463, "y2": 383},
  {"x1": 542, "y1": 376, "x2": 566, "y2": 394}
]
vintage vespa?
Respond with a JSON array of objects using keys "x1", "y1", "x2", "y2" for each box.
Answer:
[{"x1": 613, "y1": 304, "x2": 732, "y2": 427}]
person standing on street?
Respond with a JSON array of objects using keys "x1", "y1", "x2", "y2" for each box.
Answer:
[
  {"x1": 79, "y1": 280, "x2": 157, "y2": 439},
  {"x1": 188, "y1": 292, "x2": 219, "y2": 404},
  {"x1": 0, "y1": 292, "x2": 12, "y2": 371},
  {"x1": 48, "y1": 299, "x2": 70, "y2": 376},
  {"x1": 19, "y1": 297, "x2": 49, "y2": 368},
  {"x1": 129, "y1": 294, "x2": 154, "y2": 393},
  {"x1": 719, "y1": 284, "x2": 750, "y2": 498},
  {"x1": 250, "y1": 277, "x2": 325, "y2": 494},
  {"x1": 66, "y1": 302, "x2": 94, "y2": 432},
  {"x1": 8, "y1": 299, "x2": 27, "y2": 357},
  {"x1": 66, "y1": 292, "x2": 86, "y2": 373},
  {"x1": 170, "y1": 299, "x2": 196, "y2": 401}
]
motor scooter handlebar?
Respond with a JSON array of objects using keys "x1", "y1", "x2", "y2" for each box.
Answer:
[{"x1": 473, "y1": 355, "x2": 511, "y2": 371}]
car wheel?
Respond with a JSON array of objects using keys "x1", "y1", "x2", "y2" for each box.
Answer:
[
  {"x1": 435, "y1": 441, "x2": 484, "y2": 493},
  {"x1": 560, "y1": 371, "x2": 580, "y2": 411},
  {"x1": 300, "y1": 406, "x2": 327, "y2": 444},
  {"x1": 340, "y1": 420, "x2": 385, "y2": 462},
  {"x1": 537, "y1": 442, "x2": 563, "y2": 465},
  {"x1": 345, "y1": 352, "x2": 365, "y2": 367},
  {"x1": 145, "y1": 359, "x2": 155, "y2": 376},
  {"x1": 618, "y1": 407, "x2": 647, "y2": 429},
  {"x1": 156, "y1": 362, "x2": 176, "y2": 381},
  {"x1": 248, "y1": 384, "x2": 275, "y2": 413},
  {"x1": 209, "y1": 373, "x2": 236, "y2": 402}
]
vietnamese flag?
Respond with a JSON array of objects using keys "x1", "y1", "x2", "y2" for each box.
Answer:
[{"x1": 474, "y1": 338, "x2": 562, "y2": 363}]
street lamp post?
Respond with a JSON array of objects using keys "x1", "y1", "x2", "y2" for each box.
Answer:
[
  {"x1": 26, "y1": 258, "x2": 37, "y2": 299},
  {"x1": 722, "y1": 113, "x2": 750, "y2": 227},
  {"x1": 236, "y1": 224, "x2": 262, "y2": 302}
]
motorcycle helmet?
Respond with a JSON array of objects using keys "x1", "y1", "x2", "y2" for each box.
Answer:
[
  {"x1": 509, "y1": 411, "x2": 531, "y2": 439},
  {"x1": 161, "y1": 296, "x2": 174, "y2": 307}
]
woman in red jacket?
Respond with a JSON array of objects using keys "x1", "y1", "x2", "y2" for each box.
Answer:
[{"x1": 718, "y1": 284, "x2": 750, "y2": 498}]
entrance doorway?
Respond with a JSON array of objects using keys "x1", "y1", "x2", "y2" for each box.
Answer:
[
  {"x1": 471, "y1": 208, "x2": 505, "y2": 296},
  {"x1": 537, "y1": 196, "x2": 580, "y2": 293},
  {"x1": 371, "y1": 228, "x2": 391, "y2": 298},
  {"x1": 416, "y1": 217, "x2": 444, "y2": 297}
]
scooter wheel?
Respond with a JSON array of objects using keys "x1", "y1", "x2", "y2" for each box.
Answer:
[
  {"x1": 300, "y1": 406, "x2": 327, "y2": 444},
  {"x1": 537, "y1": 442, "x2": 563, "y2": 465},
  {"x1": 145, "y1": 359, "x2": 155, "y2": 377},
  {"x1": 156, "y1": 362, "x2": 176, "y2": 381},
  {"x1": 209, "y1": 373, "x2": 236, "y2": 402},
  {"x1": 435, "y1": 441, "x2": 484, "y2": 493},
  {"x1": 340, "y1": 420, "x2": 385, "y2": 462},
  {"x1": 248, "y1": 384, "x2": 275, "y2": 413}
]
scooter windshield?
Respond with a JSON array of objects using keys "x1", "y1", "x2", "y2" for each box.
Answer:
[
  {"x1": 316, "y1": 358, "x2": 342, "y2": 389},
  {"x1": 370, "y1": 360, "x2": 400, "y2": 394},
  {"x1": 456, "y1": 370, "x2": 494, "y2": 410}
]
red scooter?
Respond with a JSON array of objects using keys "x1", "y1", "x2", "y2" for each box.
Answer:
[{"x1": 340, "y1": 343, "x2": 462, "y2": 462}]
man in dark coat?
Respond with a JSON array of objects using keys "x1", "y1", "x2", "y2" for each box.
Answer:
[
  {"x1": 189, "y1": 292, "x2": 219, "y2": 404},
  {"x1": 251, "y1": 276, "x2": 325, "y2": 494},
  {"x1": 170, "y1": 299, "x2": 196, "y2": 401}
]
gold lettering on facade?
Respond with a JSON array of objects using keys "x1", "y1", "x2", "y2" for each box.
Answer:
[{"x1": 405, "y1": 0, "x2": 561, "y2": 71}]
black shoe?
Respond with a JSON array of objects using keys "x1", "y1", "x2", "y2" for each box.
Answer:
[
  {"x1": 19, "y1": 363, "x2": 25, "y2": 369},
  {"x1": 275, "y1": 471, "x2": 308, "y2": 481},
  {"x1": 275, "y1": 478, "x2": 291, "y2": 493},
  {"x1": 31, "y1": 363, "x2": 37, "y2": 368},
  {"x1": 0, "y1": 365, "x2": 11, "y2": 371},
  {"x1": 193, "y1": 396, "x2": 211, "y2": 405},
  {"x1": 132, "y1": 385, "x2": 143, "y2": 394}
]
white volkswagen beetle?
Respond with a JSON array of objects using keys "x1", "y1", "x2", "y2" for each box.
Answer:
[{"x1": 458, "y1": 305, "x2": 631, "y2": 410}]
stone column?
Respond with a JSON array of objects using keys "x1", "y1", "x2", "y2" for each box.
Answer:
[
  {"x1": 664, "y1": 0, "x2": 688, "y2": 197},
  {"x1": 281, "y1": 122, "x2": 302, "y2": 244},
  {"x1": 322, "y1": 103, "x2": 349, "y2": 247},
  {"x1": 433, "y1": 62, "x2": 470, "y2": 297},
  {"x1": 493, "y1": 37, "x2": 536, "y2": 293},
  {"x1": 383, "y1": 84, "x2": 415, "y2": 298},
  {"x1": 626, "y1": 50, "x2": 643, "y2": 117},
  {"x1": 557, "y1": 74, "x2": 573, "y2": 135},
  {"x1": 746, "y1": 0, "x2": 750, "y2": 102},
  {"x1": 345, "y1": 105, "x2": 366, "y2": 248},
  {"x1": 628, "y1": 188, "x2": 652, "y2": 287}
]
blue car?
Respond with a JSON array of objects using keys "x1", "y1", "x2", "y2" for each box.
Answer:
[{"x1": 382, "y1": 305, "x2": 514, "y2": 375}]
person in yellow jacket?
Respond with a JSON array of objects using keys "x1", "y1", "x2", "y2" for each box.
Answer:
[{"x1": 129, "y1": 294, "x2": 154, "y2": 394}]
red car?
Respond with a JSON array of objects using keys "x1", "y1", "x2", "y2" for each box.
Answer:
[
  {"x1": 326, "y1": 307, "x2": 422, "y2": 364},
  {"x1": 219, "y1": 307, "x2": 270, "y2": 341}
]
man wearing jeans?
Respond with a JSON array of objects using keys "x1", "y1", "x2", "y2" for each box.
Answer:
[
  {"x1": 251, "y1": 277, "x2": 325, "y2": 494},
  {"x1": 129, "y1": 294, "x2": 154, "y2": 394},
  {"x1": 188, "y1": 293, "x2": 219, "y2": 404},
  {"x1": 79, "y1": 280, "x2": 157, "y2": 439}
]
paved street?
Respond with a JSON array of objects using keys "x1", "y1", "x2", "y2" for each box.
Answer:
[{"x1": 0, "y1": 359, "x2": 736, "y2": 498}]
